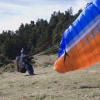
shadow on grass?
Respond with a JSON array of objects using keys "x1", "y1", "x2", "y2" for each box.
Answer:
[
  {"x1": 24, "y1": 72, "x2": 48, "y2": 76},
  {"x1": 79, "y1": 85, "x2": 100, "y2": 89}
]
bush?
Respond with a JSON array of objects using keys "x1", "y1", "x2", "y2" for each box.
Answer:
[
  {"x1": 3, "y1": 58, "x2": 13, "y2": 65},
  {"x1": 31, "y1": 59, "x2": 36, "y2": 64},
  {"x1": 1, "y1": 63, "x2": 14, "y2": 72},
  {"x1": 0, "y1": 54, "x2": 13, "y2": 67}
]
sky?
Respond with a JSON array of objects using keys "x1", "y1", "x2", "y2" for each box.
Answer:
[{"x1": 0, "y1": 0, "x2": 92, "y2": 33}]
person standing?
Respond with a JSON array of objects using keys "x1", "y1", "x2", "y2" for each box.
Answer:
[{"x1": 20, "y1": 48, "x2": 34, "y2": 75}]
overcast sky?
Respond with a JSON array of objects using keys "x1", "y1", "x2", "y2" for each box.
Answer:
[{"x1": 0, "y1": 0, "x2": 92, "y2": 33}]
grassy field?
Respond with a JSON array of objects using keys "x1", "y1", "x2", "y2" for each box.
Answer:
[{"x1": 0, "y1": 54, "x2": 100, "y2": 100}]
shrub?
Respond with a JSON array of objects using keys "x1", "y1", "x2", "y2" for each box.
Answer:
[
  {"x1": 0, "y1": 54, "x2": 13, "y2": 67},
  {"x1": 31, "y1": 59, "x2": 36, "y2": 64},
  {"x1": 1, "y1": 63, "x2": 14, "y2": 72}
]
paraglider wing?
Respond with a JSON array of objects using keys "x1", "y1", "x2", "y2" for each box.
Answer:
[{"x1": 54, "y1": 0, "x2": 100, "y2": 73}]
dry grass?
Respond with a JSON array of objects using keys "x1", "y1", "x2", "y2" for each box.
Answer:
[{"x1": 0, "y1": 54, "x2": 100, "y2": 100}]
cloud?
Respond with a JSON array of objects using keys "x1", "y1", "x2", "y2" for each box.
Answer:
[{"x1": 0, "y1": 0, "x2": 92, "y2": 33}]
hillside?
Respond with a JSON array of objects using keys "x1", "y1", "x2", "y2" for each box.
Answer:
[{"x1": 0, "y1": 54, "x2": 100, "y2": 100}]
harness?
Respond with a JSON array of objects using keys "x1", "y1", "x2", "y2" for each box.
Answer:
[{"x1": 16, "y1": 56, "x2": 26, "y2": 73}]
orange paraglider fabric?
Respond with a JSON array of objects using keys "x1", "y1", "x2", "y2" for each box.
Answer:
[{"x1": 54, "y1": 0, "x2": 100, "y2": 73}]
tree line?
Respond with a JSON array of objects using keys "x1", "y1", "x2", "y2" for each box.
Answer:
[{"x1": 0, "y1": 7, "x2": 82, "y2": 62}]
